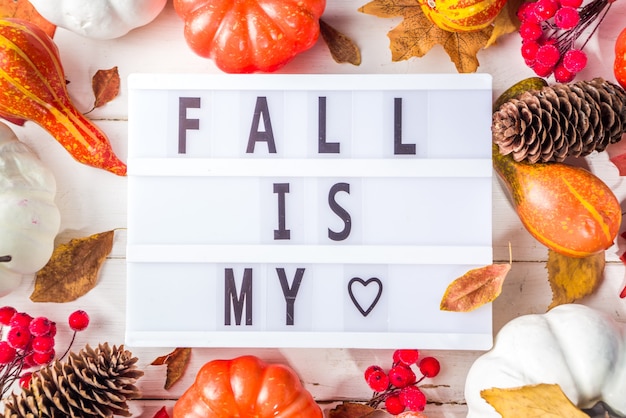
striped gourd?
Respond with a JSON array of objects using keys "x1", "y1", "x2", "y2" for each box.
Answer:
[{"x1": 418, "y1": 0, "x2": 508, "y2": 32}]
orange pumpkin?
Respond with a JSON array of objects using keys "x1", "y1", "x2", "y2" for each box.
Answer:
[
  {"x1": 173, "y1": 355, "x2": 322, "y2": 418},
  {"x1": 418, "y1": 0, "x2": 508, "y2": 32}
]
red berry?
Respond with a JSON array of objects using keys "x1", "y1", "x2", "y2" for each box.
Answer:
[
  {"x1": 29, "y1": 317, "x2": 53, "y2": 337},
  {"x1": 554, "y1": 64, "x2": 575, "y2": 83},
  {"x1": 534, "y1": 0, "x2": 559, "y2": 21},
  {"x1": 153, "y1": 406, "x2": 170, "y2": 418},
  {"x1": 393, "y1": 349, "x2": 420, "y2": 366},
  {"x1": 7, "y1": 326, "x2": 31, "y2": 350},
  {"x1": 418, "y1": 357, "x2": 441, "y2": 378},
  {"x1": 31, "y1": 335, "x2": 55, "y2": 354},
  {"x1": 389, "y1": 365, "x2": 415, "y2": 388},
  {"x1": 10, "y1": 312, "x2": 33, "y2": 328},
  {"x1": 517, "y1": 2, "x2": 541, "y2": 23},
  {"x1": 47, "y1": 322, "x2": 57, "y2": 337},
  {"x1": 532, "y1": 61, "x2": 555, "y2": 77},
  {"x1": 68, "y1": 310, "x2": 90, "y2": 331},
  {"x1": 0, "y1": 341, "x2": 16, "y2": 363},
  {"x1": 521, "y1": 41, "x2": 540, "y2": 61},
  {"x1": 562, "y1": 49, "x2": 587, "y2": 73},
  {"x1": 559, "y1": 0, "x2": 582, "y2": 7},
  {"x1": 554, "y1": 6, "x2": 580, "y2": 29},
  {"x1": 519, "y1": 21, "x2": 543, "y2": 41},
  {"x1": 19, "y1": 372, "x2": 33, "y2": 389},
  {"x1": 0, "y1": 306, "x2": 16, "y2": 326},
  {"x1": 32, "y1": 349, "x2": 55, "y2": 365},
  {"x1": 366, "y1": 369, "x2": 389, "y2": 392},
  {"x1": 385, "y1": 394, "x2": 406, "y2": 415},
  {"x1": 400, "y1": 386, "x2": 427, "y2": 412},
  {"x1": 364, "y1": 365, "x2": 384, "y2": 381},
  {"x1": 536, "y1": 44, "x2": 561, "y2": 67}
]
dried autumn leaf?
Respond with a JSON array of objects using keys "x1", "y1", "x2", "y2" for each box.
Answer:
[
  {"x1": 151, "y1": 347, "x2": 191, "y2": 390},
  {"x1": 328, "y1": 402, "x2": 376, "y2": 418},
  {"x1": 0, "y1": 0, "x2": 55, "y2": 37},
  {"x1": 485, "y1": 0, "x2": 524, "y2": 47},
  {"x1": 481, "y1": 383, "x2": 588, "y2": 417},
  {"x1": 358, "y1": 0, "x2": 513, "y2": 72},
  {"x1": 319, "y1": 19, "x2": 361, "y2": 65},
  {"x1": 440, "y1": 263, "x2": 511, "y2": 312},
  {"x1": 92, "y1": 66, "x2": 120, "y2": 110},
  {"x1": 30, "y1": 230, "x2": 114, "y2": 303},
  {"x1": 547, "y1": 249, "x2": 605, "y2": 309}
]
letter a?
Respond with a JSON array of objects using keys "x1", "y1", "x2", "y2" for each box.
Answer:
[{"x1": 247, "y1": 96, "x2": 277, "y2": 154}]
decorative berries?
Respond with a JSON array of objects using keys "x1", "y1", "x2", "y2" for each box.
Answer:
[
  {"x1": 364, "y1": 349, "x2": 440, "y2": 414},
  {"x1": 0, "y1": 306, "x2": 90, "y2": 396},
  {"x1": 517, "y1": 0, "x2": 611, "y2": 81}
]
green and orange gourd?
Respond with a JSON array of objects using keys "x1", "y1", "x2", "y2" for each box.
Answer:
[
  {"x1": 418, "y1": 0, "x2": 508, "y2": 32},
  {"x1": 0, "y1": 18, "x2": 126, "y2": 175}
]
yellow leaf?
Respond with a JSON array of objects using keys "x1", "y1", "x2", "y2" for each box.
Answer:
[
  {"x1": 485, "y1": 0, "x2": 524, "y2": 47},
  {"x1": 30, "y1": 230, "x2": 115, "y2": 303},
  {"x1": 440, "y1": 263, "x2": 511, "y2": 312},
  {"x1": 481, "y1": 384, "x2": 589, "y2": 417},
  {"x1": 151, "y1": 347, "x2": 192, "y2": 390},
  {"x1": 547, "y1": 249, "x2": 605, "y2": 310},
  {"x1": 358, "y1": 0, "x2": 515, "y2": 73}
]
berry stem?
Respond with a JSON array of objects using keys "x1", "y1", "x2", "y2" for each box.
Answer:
[
  {"x1": 0, "y1": 255, "x2": 11, "y2": 263},
  {"x1": 57, "y1": 330, "x2": 76, "y2": 361}
]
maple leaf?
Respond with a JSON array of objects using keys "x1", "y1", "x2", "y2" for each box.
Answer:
[
  {"x1": 440, "y1": 263, "x2": 511, "y2": 312},
  {"x1": 358, "y1": 0, "x2": 519, "y2": 72},
  {"x1": 30, "y1": 230, "x2": 115, "y2": 303},
  {"x1": 481, "y1": 384, "x2": 589, "y2": 417},
  {"x1": 546, "y1": 249, "x2": 605, "y2": 309},
  {"x1": 151, "y1": 347, "x2": 192, "y2": 390}
]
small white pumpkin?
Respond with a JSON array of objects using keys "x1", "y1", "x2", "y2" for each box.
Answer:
[
  {"x1": 29, "y1": 0, "x2": 167, "y2": 40},
  {"x1": 0, "y1": 122, "x2": 61, "y2": 296},
  {"x1": 465, "y1": 304, "x2": 626, "y2": 417}
]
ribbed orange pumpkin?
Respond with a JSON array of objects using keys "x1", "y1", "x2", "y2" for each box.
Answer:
[
  {"x1": 418, "y1": 0, "x2": 508, "y2": 32},
  {"x1": 173, "y1": 355, "x2": 322, "y2": 418}
]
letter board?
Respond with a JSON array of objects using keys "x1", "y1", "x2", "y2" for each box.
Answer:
[{"x1": 125, "y1": 73, "x2": 493, "y2": 349}]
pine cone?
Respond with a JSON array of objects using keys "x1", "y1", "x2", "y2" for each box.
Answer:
[
  {"x1": 492, "y1": 78, "x2": 626, "y2": 163},
  {"x1": 3, "y1": 343, "x2": 144, "y2": 418}
]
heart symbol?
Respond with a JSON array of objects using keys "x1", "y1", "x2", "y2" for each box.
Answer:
[{"x1": 348, "y1": 277, "x2": 383, "y2": 317}]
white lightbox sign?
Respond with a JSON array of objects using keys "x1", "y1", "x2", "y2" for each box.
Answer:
[{"x1": 125, "y1": 73, "x2": 493, "y2": 349}]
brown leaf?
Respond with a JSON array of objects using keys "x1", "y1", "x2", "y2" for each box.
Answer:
[
  {"x1": 440, "y1": 263, "x2": 511, "y2": 312},
  {"x1": 481, "y1": 384, "x2": 589, "y2": 417},
  {"x1": 319, "y1": 19, "x2": 361, "y2": 66},
  {"x1": 358, "y1": 0, "x2": 514, "y2": 73},
  {"x1": 0, "y1": 0, "x2": 55, "y2": 37},
  {"x1": 485, "y1": 0, "x2": 524, "y2": 47},
  {"x1": 151, "y1": 347, "x2": 191, "y2": 390},
  {"x1": 92, "y1": 66, "x2": 120, "y2": 109},
  {"x1": 30, "y1": 231, "x2": 114, "y2": 303},
  {"x1": 328, "y1": 402, "x2": 376, "y2": 418},
  {"x1": 547, "y1": 249, "x2": 605, "y2": 310}
]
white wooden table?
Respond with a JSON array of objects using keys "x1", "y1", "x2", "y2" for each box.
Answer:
[{"x1": 2, "y1": 1, "x2": 626, "y2": 416}]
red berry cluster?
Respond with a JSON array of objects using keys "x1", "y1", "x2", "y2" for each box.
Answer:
[
  {"x1": 0, "y1": 306, "x2": 90, "y2": 396},
  {"x1": 517, "y1": 0, "x2": 614, "y2": 82},
  {"x1": 364, "y1": 349, "x2": 440, "y2": 415}
]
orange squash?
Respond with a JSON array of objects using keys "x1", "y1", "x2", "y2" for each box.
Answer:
[
  {"x1": 173, "y1": 355, "x2": 322, "y2": 418},
  {"x1": 418, "y1": 0, "x2": 508, "y2": 32},
  {"x1": 615, "y1": 26, "x2": 626, "y2": 89}
]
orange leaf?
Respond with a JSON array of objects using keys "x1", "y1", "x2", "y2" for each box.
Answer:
[
  {"x1": 30, "y1": 231, "x2": 114, "y2": 303},
  {"x1": 358, "y1": 0, "x2": 515, "y2": 72},
  {"x1": 0, "y1": 0, "x2": 55, "y2": 37},
  {"x1": 151, "y1": 347, "x2": 192, "y2": 390},
  {"x1": 92, "y1": 66, "x2": 120, "y2": 110},
  {"x1": 328, "y1": 402, "x2": 376, "y2": 418},
  {"x1": 440, "y1": 263, "x2": 511, "y2": 312},
  {"x1": 481, "y1": 384, "x2": 588, "y2": 417},
  {"x1": 547, "y1": 249, "x2": 605, "y2": 309}
]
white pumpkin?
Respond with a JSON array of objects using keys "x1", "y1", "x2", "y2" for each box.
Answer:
[
  {"x1": 29, "y1": 0, "x2": 167, "y2": 40},
  {"x1": 0, "y1": 122, "x2": 61, "y2": 296},
  {"x1": 465, "y1": 304, "x2": 626, "y2": 417}
]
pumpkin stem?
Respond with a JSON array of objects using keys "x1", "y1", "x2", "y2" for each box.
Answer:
[{"x1": 0, "y1": 255, "x2": 10, "y2": 262}]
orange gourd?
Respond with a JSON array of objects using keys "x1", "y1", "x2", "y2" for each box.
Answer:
[
  {"x1": 493, "y1": 144, "x2": 621, "y2": 257},
  {"x1": 418, "y1": 0, "x2": 508, "y2": 32},
  {"x1": 173, "y1": 355, "x2": 322, "y2": 418},
  {"x1": 615, "y1": 26, "x2": 626, "y2": 89}
]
